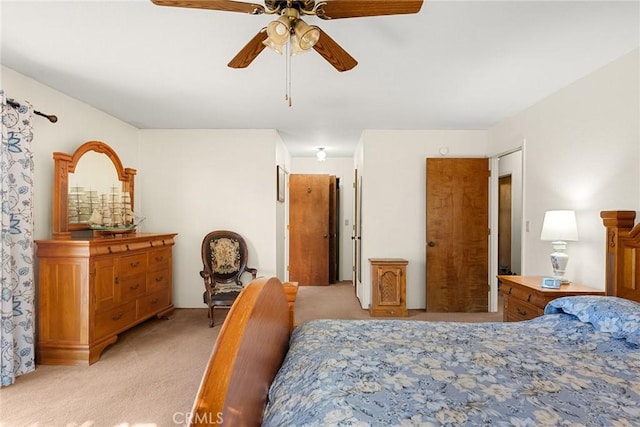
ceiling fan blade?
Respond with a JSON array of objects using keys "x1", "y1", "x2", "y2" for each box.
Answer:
[
  {"x1": 313, "y1": 28, "x2": 358, "y2": 72},
  {"x1": 150, "y1": 0, "x2": 264, "y2": 15},
  {"x1": 228, "y1": 29, "x2": 268, "y2": 68},
  {"x1": 316, "y1": 0, "x2": 423, "y2": 19}
]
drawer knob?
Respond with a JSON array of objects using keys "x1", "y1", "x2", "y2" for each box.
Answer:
[
  {"x1": 155, "y1": 276, "x2": 164, "y2": 282},
  {"x1": 129, "y1": 284, "x2": 140, "y2": 290},
  {"x1": 517, "y1": 308, "x2": 528, "y2": 317},
  {"x1": 112, "y1": 312, "x2": 123, "y2": 321}
]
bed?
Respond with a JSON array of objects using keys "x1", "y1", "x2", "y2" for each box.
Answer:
[{"x1": 189, "y1": 211, "x2": 640, "y2": 426}]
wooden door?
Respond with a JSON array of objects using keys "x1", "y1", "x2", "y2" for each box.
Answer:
[
  {"x1": 426, "y1": 158, "x2": 489, "y2": 312},
  {"x1": 289, "y1": 174, "x2": 330, "y2": 285},
  {"x1": 498, "y1": 175, "x2": 512, "y2": 274},
  {"x1": 93, "y1": 257, "x2": 119, "y2": 312}
]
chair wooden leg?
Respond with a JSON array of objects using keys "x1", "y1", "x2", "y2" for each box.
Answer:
[{"x1": 209, "y1": 306, "x2": 215, "y2": 327}]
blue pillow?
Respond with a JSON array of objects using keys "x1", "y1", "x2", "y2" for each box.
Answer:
[{"x1": 545, "y1": 296, "x2": 640, "y2": 345}]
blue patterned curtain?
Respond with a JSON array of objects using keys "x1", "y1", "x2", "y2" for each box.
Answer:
[{"x1": 0, "y1": 91, "x2": 35, "y2": 386}]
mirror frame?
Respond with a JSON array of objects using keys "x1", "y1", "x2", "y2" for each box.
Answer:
[{"x1": 52, "y1": 141, "x2": 136, "y2": 239}]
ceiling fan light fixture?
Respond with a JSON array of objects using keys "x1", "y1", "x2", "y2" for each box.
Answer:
[
  {"x1": 265, "y1": 15, "x2": 291, "y2": 46},
  {"x1": 294, "y1": 19, "x2": 320, "y2": 50},
  {"x1": 263, "y1": 37, "x2": 285, "y2": 54},
  {"x1": 316, "y1": 147, "x2": 327, "y2": 161}
]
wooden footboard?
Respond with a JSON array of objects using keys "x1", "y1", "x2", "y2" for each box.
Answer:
[{"x1": 189, "y1": 277, "x2": 291, "y2": 427}]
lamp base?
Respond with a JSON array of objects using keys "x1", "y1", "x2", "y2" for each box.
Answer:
[{"x1": 550, "y1": 244, "x2": 570, "y2": 284}]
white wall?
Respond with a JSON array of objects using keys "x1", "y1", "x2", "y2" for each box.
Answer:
[
  {"x1": 358, "y1": 131, "x2": 488, "y2": 309},
  {"x1": 3, "y1": 66, "x2": 291, "y2": 310},
  {"x1": 488, "y1": 48, "x2": 640, "y2": 289},
  {"x1": 5, "y1": 46, "x2": 638, "y2": 313},
  {"x1": 138, "y1": 129, "x2": 286, "y2": 307},
  {"x1": 290, "y1": 157, "x2": 355, "y2": 282},
  {"x1": 275, "y1": 137, "x2": 291, "y2": 281},
  {"x1": 1, "y1": 66, "x2": 140, "y2": 240}
]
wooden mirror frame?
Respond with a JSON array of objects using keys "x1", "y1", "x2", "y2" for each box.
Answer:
[{"x1": 52, "y1": 141, "x2": 136, "y2": 239}]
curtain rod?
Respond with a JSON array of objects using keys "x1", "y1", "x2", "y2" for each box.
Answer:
[{"x1": 6, "y1": 99, "x2": 58, "y2": 123}]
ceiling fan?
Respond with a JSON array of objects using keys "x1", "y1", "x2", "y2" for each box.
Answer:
[{"x1": 150, "y1": 0, "x2": 424, "y2": 72}]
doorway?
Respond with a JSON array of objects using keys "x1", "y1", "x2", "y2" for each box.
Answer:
[
  {"x1": 425, "y1": 158, "x2": 490, "y2": 312},
  {"x1": 289, "y1": 174, "x2": 338, "y2": 286},
  {"x1": 498, "y1": 175, "x2": 513, "y2": 274},
  {"x1": 496, "y1": 150, "x2": 523, "y2": 277}
]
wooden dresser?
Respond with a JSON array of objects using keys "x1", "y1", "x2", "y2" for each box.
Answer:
[
  {"x1": 369, "y1": 258, "x2": 408, "y2": 317},
  {"x1": 499, "y1": 275, "x2": 604, "y2": 322},
  {"x1": 35, "y1": 233, "x2": 177, "y2": 365}
]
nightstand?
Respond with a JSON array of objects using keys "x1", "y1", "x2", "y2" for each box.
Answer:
[
  {"x1": 498, "y1": 275, "x2": 605, "y2": 322},
  {"x1": 369, "y1": 258, "x2": 408, "y2": 317}
]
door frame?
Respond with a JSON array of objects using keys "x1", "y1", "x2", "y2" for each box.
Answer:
[{"x1": 489, "y1": 141, "x2": 526, "y2": 312}]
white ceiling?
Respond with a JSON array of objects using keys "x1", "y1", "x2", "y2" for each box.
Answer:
[{"x1": 1, "y1": 1, "x2": 638, "y2": 157}]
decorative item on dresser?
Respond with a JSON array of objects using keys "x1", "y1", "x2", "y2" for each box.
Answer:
[
  {"x1": 498, "y1": 275, "x2": 604, "y2": 322},
  {"x1": 369, "y1": 258, "x2": 408, "y2": 317},
  {"x1": 35, "y1": 141, "x2": 177, "y2": 365}
]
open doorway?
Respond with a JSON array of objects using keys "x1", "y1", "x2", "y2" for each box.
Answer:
[
  {"x1": 497, "y1": 150, "x2": 523, "y2": 277},
  {"x1": 490, "y1": 149, "x2": 523, "y2": 312},
  {"x1": 498, "y1": 175, "x2": 513, "y2": 275}
]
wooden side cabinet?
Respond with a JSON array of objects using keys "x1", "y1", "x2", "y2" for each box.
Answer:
[
  {"x1": 369, "y1": 258, "x2": 408, "y2": 317},
  {"x1": 498, "y1": 275, "x2": 605, "y2": 322}
]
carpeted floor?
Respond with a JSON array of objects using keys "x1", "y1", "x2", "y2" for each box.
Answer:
[{"x1": 0, "y1": 281, "x2": 502, "y2": 427}]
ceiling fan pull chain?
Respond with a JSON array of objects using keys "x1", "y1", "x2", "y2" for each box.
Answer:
[{"x1": 286, "y1": 39, "x2": 292, "y2": 107}]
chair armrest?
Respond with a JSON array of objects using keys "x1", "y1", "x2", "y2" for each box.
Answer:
[
  {"x1": 246, "y1": 267, "x2": 258, "y2": 280},
  {"x1": 200, "y1": 270, "x2": 214, "y2": 294}
]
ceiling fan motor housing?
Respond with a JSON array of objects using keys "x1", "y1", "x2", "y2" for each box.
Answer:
[{"x1": 265, "y1": 0, "x2": 316, "y2": 14}]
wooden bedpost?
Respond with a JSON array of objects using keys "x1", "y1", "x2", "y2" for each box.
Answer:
[
  {"x1": 190, "y1": 277, "x2": 290, "y2": 427},
  {"x1": 601, "y1": 210, "x2": 636, "y2": 297},
  {"x1": 283, "y1": 281, "x2": 299, "y2": 333}
]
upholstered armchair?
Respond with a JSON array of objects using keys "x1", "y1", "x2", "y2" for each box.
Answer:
[{"x1": 200, "y1": 230, "x2": 257, "y2": 327}]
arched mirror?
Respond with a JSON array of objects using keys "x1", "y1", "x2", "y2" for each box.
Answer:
[{"x1": 52, "y1": 141, "x2": 136, "y2": 238}]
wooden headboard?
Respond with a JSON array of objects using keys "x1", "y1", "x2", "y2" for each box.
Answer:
[{"x1": 601, "y1": 210, "x2": 640, "y2": 303}]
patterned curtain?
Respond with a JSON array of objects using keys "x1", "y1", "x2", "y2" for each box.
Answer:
[{"x1": 0, "y1": 91, "x2": 35, "y2": 386}]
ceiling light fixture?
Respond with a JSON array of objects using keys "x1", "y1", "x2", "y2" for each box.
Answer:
[
  {"x1": 316, "y1": 147, "x2": 327, "y2": 161},
  {"x1": 262, "y1": 7, "x2": 320, "y2": 106}
]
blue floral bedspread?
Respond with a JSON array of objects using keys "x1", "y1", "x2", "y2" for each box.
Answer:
[{"x1": 263, "y1": 299, "x2": 640, "y2": 426}]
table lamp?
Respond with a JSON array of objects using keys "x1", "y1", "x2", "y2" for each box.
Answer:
[{"x1": 540, "y1": 210, "x2": 578, "y2": 283}]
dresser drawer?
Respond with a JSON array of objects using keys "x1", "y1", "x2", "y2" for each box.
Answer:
[
  {"x1": 120, "y1": 273, "x2": 147, "y2": 302},
  {"x1": 120, "y1": 253, "x2": 147, "y2": 277},
  {"x1": 148, "y1": 248, "x2": 171, "y2": 271},
  {"x1": 147, "y1": 268, "x2": 170, "y2": 292},
  {"x1": 137, "y1": 289, "x2": 171, "y2": 319},
  {"x1": 95, "y1": 301, "x2": 136, "y2": 339},
  {"x1": 506, "y1": 297, "x2": 540, "y2": 322}
]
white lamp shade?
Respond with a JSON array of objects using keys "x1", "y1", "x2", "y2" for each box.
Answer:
[{"x1": 540, "y1": 210, "x2": 578, "y2": 242}]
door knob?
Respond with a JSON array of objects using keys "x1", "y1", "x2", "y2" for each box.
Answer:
[{"x1": 428, "y1": 241, "x2": 436, "y2": 247}]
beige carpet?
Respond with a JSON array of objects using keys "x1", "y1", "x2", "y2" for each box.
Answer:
[{"x1": 0, "y1": 281, "x2": 502, "y2": 427}]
